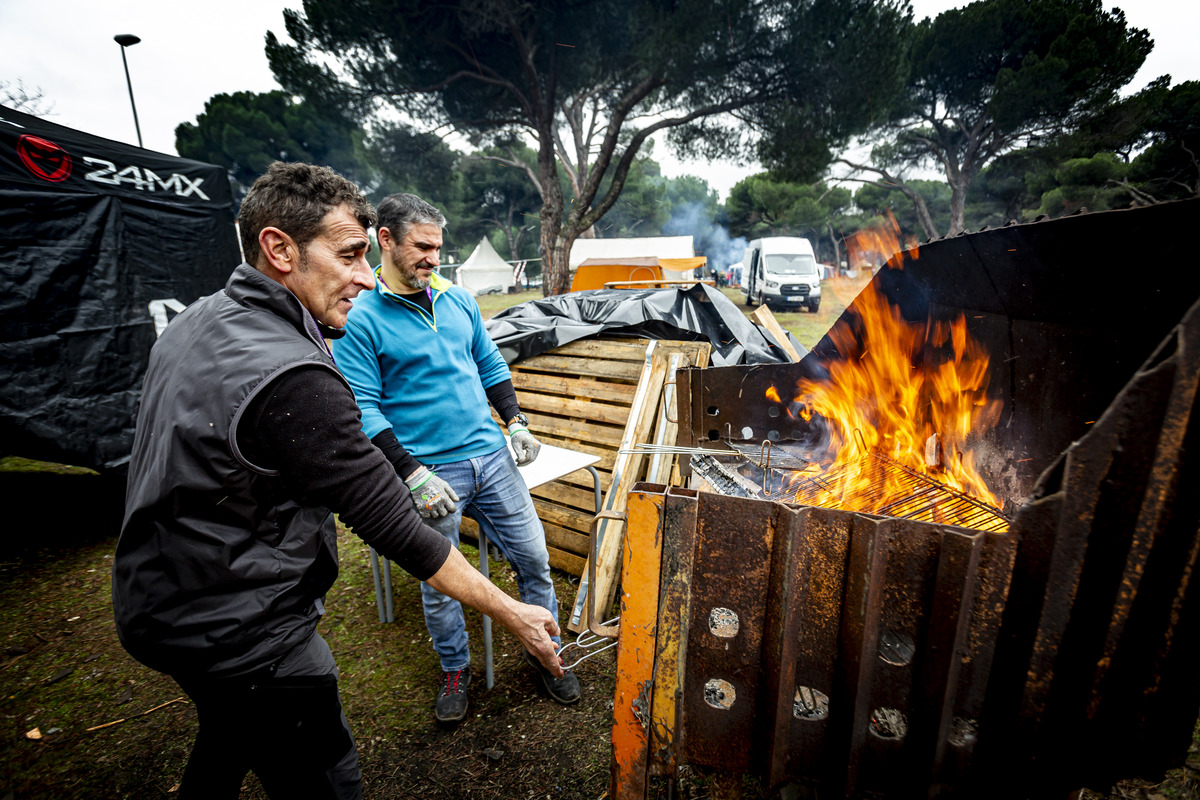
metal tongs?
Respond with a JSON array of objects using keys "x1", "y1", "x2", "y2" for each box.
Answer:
[
  {"x1": 557, "y1": 615, "x2": 619, "y2": 669},
  {"x1": 558, "y1": 510, "x2": 626, "y2": 670}
]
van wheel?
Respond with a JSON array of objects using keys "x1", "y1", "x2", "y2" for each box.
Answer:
[{"x1": 807, "y1": 298, "x2": 820, "y2": 313}]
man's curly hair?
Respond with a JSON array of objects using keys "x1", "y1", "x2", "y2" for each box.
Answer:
[{"x1": 238, "y1": 162, "x2": 375, "y2": 268}]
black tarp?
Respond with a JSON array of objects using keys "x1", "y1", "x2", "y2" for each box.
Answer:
[
  {"x1": 485, "y1": 283, "x2": 807, "y2": 366},
  {"x1": 0, "y1": 105, "x2": 239, "y2": 472}
]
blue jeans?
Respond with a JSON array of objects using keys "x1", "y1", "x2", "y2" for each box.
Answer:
[{"x1": 421, "y1": 445, "x2": 561, "y2": 672}]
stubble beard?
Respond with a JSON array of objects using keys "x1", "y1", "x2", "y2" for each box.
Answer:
[{"x1": 402, "y1": 263, "x2": 432, "y2": 291}]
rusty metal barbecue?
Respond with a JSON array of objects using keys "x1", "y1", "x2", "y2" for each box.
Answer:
[{"x1": 595, "y1": 200, "x2": 1200, "y2": 800}]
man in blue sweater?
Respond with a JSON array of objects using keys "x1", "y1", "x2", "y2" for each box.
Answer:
[{"x1": 334, "y1": 193, "x2": 580, "y2": 726}]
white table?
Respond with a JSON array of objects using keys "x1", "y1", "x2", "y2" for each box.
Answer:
[{"x1": 368, "y1": 442, "x2": 602, "y2": 689}]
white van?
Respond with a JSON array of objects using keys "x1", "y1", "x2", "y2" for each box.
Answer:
[{"x1": 741, "y1": 236, "x2": 822, "y2": 312}]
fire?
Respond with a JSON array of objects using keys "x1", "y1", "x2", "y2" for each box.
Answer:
[
  {"x1": 778, "y1": 224, "x2": 1004, "y2": 525},
  {"x1": 844, "y1": 208, "x2": 920, "y2": 271}
]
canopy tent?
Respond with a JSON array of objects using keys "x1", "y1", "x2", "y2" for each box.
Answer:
[
  {"x1": 567, "y1": 235, "x2": 695, "y2": 268},
  {"x1": 457, "y1": 236, "x2": 516, "y2": 296},
  {"x1": 568, "y1": 236, "x2": 702, "y2": 290},
  {"x1": 0, "y1": 105, "x2": 239, "y2": 472},
  {"x1": 569, "y1": 256, "x2": 708, "y2": 291}
]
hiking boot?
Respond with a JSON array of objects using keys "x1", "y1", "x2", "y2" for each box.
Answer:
[
  {"x1": 523, "y1": 649, "x2": 581, "y2": 705},
  {"x1": 434, "y1": 666, "x2": 471, "y2": 727}
]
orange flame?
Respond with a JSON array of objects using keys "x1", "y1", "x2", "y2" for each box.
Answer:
[
  {"x1": 845, "y1": 208, "x2": 919, "y2": 272},
  {"x1": 781, "y1": 223, "x2": 1004, "y2": 523}
]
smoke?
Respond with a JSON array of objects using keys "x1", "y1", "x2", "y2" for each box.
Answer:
[{"x1": 664, "y1": 202, "x2": 747, "y2": 269}]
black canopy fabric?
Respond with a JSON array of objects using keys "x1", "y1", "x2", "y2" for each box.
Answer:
[
  {"x1": 485, "y1": 283, "x2": 807, "y2": 366},
  {"x1": 0, "y1": 105, "x2": 240, "y2": 472}
]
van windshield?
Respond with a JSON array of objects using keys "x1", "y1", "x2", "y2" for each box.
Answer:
[{"x1": 764, "y1": 253, "x2": 817, "y2": 275}]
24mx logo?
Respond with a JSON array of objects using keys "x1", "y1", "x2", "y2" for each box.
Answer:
[
  {"x1": 84, "y1": 158, "x2": 210, "y2": 200},
  {"x1": 16, "y1": 135, "x2": 73, "y2": 182}
]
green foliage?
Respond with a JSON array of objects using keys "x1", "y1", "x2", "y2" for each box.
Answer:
[
  {"x1": 1025, "y1": 152, "x2": 1128, "y2": 216},
  {"x1": 854, "y1": 179, "x2": 951, "y2": 240},
  {"x1": 175, "y1": 90, "x2": 364, "y2": 201},
  {"x1": 967, "y1": 148, "x2": 1052, "y2": 223},
  {"x1": 836, "y1": 0, "x2": 1153, "y2": 236},
  {"x1": 594, "y1": 157, "x2": 670, "y2": 237},
  {"x1": 756, "y1": 0, "x2": 913, "y2": 182},
  {"x1": 725, "y1": 174, "x2": 852, "y2": 263},
  {"x1": 905, "y1": 0, "x2": 1150, "y2": 132},
  {"x1": 727, "y1": 175, "x2": 851, "y2": 237},
  {"x1": 364, "y1": 121, "x2": 459, "y2": 202},
  {"x1": 592, "y1": 165, "x2": 744, "y2": 268},
  {"x1": 963, "y1": 78, "x2": 1200, "y2": 223},
  {"x1": 1128, "y1": 80, "x2": 1200, "y2": 199},
  {"x1": 266, "y1": 0, "x2": 914, "y2": 293},
  {"x1": 663, "y1": 174, "x2": 720, "y2": 214},
  {"x1": 660, "y1": 176, "x2": 743, "y2": 267},
  {"x1": 458, "y1": 143, "x2": 544, "y2": 263}
]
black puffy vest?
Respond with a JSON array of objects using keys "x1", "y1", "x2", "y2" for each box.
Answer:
[{"x1": 113, "y1": 264, "x2": 346, "y2": 678}]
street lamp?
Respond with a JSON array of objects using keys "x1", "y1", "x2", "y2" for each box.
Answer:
[{"x1": 113, "y1": 34, "x2": 143, "y2": 148}]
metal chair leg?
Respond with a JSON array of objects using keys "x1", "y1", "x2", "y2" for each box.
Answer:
[
  {"x1": 369, "y1": 547, "x2": 386, "y2": 624},
  {"x1": 480, "y1": 530, "x2": 494, "y2": 690}
]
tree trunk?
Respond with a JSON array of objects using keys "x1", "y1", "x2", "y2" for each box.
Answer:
[
  {"x1": 500, "y1": 205, "x2": 517, "y2": 261},
  {"x1": 539, "y1": 145, "x2": 571, "y2": 295},
  {"x1": 826, "y1": 221, "x2": 842, "y2": 272},
  {"x1": 549, "y1": 232, "x2": 575, "y2": 295},
  {"x1": 947, "y1": 175, "x2": 968, "y2": 237},
  {"x1": 540, "y1": 195, "x2": 570, "y2": 296},
  {"x1": 536, "y1": 84, "x2": 570, "y2": 294},
  {"x1": 901, "y1": 186, "x2": 940, "y2": 241}
]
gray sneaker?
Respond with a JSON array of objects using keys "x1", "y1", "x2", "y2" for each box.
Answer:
[
  {"x1": 434, "y1": 666, "x2": 471, "y2": 727},
  {"x1": 523, "y1": 650, "x2": 581, "y2": 705}
]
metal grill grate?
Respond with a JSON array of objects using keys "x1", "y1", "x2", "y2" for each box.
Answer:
[{"x1": 762, "y1": 452, "x2": 1010, "y2": 533}]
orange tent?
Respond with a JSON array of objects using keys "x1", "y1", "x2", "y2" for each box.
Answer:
[{"x1": 569, "y1": 256, "x2": 708, "y2": 291}]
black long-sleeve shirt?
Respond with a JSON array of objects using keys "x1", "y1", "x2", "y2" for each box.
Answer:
[{"x1": 238, "y1": 365, "x2": 452, "y2": 580}]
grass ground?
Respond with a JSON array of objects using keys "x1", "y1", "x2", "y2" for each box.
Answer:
[
  {"x1": 2, "y1": 282, "x2": 1197, "y2": 799},
  {"x1": 0, "y1": 465, "x2": 618, "y2": 799}
]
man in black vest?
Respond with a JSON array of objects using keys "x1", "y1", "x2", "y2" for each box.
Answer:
[{"x1": 112, "y1": 162, "x2": 563, "y2": 800}]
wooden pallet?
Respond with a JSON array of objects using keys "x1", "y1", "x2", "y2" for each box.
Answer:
[{"x1": 461, "y1": 337, "x2": 711, "y2": 628}]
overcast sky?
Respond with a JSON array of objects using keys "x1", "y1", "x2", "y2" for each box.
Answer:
[{"x1": 2, "y1": 0, "x2": 1196, "y2": 199}]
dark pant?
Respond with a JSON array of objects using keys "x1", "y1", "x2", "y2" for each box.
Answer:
[{"x1": 175, "y1": 634, "x2": 361, "y2": 799}]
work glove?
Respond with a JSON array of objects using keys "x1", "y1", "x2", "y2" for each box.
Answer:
[
  {"x1": 404, "y1": 466, "x2": 459, "y2": 518},
  {"x1": 509, "y1": 425, "x2": 541, "y2": 466}
]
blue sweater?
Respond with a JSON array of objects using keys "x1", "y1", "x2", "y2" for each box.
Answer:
[{"x1": 334, "y1": 271, "x2": 511, "y2": 465}]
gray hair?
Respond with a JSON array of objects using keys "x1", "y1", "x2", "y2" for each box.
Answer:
[{"x1": 376, "y1": 193, "x2": 446, "y2": 243}]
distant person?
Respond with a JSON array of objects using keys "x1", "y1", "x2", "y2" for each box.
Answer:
[
  {"x1": 333, "y1": 193, "x2": 581, "y2": 728},
  {"x1": 112, "y1": 163, "x2": 563, "y2": 799}
]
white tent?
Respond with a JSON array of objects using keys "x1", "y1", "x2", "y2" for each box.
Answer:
[{"x1": 456, "y1": 237, "x2": 515, "y2": 296}]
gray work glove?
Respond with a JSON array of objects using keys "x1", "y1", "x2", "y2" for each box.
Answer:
[
  {"x1": 509, "y1": 425, "x2": 541, "y2": 466},
  {"x1": 404, "y1": 466, "x2": 459, "y2": 518}
]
